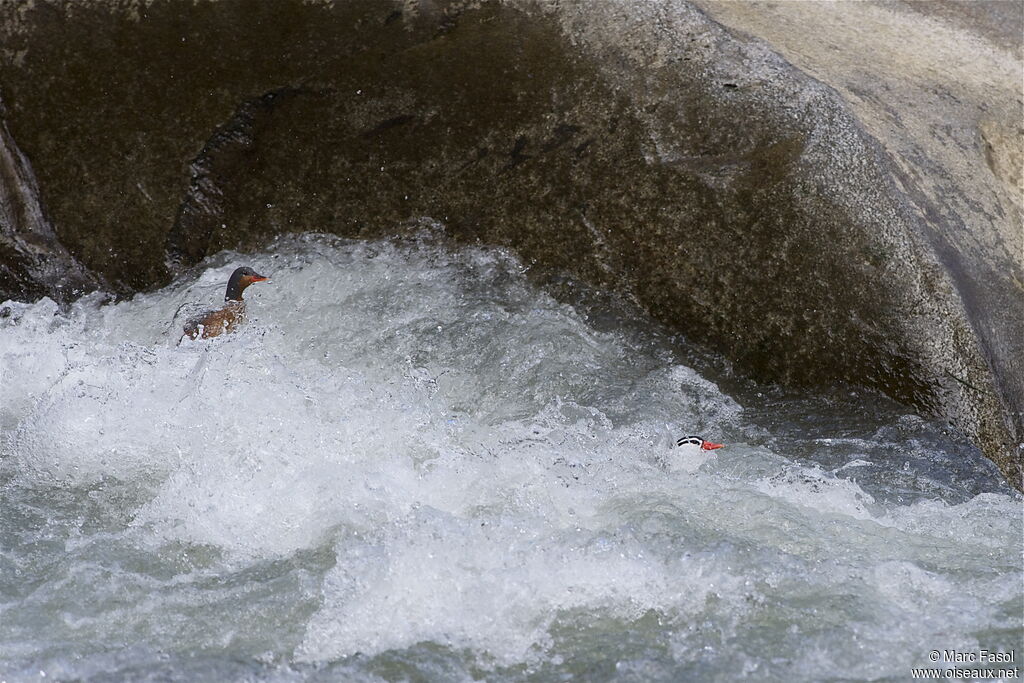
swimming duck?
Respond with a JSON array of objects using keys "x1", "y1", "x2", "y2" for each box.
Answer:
[
  {"x1": 669, "y1": 435, "x2": 724, "y2": 473},
  {"x1": 675, "y1": 436, "x2": 724, "y2": 451},
  {"x1": 180, "y1": 266, "x2": 268, "y2": 341}
]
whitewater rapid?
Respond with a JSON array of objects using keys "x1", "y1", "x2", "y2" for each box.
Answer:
[{"x1": 1, "y1": 233, "x2": 1020, "y2": 681}]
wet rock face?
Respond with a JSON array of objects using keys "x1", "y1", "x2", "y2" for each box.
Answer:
[
  {"x1": 0, "y1": 97, "x2": 96, "y2": 302},
  {"x1": 0, "y1": 0, "x2": 1019, "y2": 485}
]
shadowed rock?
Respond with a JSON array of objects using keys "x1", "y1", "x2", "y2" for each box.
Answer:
[{"x1": 0, "y1": 96, "x2": 97, "y2": 302}]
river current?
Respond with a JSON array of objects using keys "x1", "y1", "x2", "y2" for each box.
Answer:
[{"x1": 1, "y1": 233, "x2": 1020, "y2": 681}]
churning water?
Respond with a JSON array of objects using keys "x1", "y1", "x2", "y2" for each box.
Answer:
[{"x1": 0, "y1": 233, "x2": 1020, "y2": 682}]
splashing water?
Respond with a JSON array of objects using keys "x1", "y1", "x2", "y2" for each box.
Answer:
[{"x1": 0, "y1": 233, "x2": 1019, "y2": 681}]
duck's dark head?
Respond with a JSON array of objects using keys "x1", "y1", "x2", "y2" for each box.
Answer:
[{"x1": 225, "y1": 266, "x2": 269, "y2": 301}]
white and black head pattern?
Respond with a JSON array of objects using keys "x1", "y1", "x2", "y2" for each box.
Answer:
[{"x1": 674, "y1": 435, "x2": 724, "y2": 451}]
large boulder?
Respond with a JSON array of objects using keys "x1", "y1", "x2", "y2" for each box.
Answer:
[
  {"x1": 0, "y1": 0, "x2": 1019, "y2": 485},
  {"x1": 689, "y1": 0, "x2": 1023, "y2": 484}
]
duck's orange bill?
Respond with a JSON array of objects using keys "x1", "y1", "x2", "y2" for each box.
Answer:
[
  {"x1": 701, "y1": 441, "x2": 724, "y2": 450},
  {"x1": 251, "y1": 275, "x2": 269, "y2": 282}
]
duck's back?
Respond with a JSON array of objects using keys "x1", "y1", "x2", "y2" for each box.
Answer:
[{"x1": 181, "y1": 301, "x2": 246, "y2": 340}]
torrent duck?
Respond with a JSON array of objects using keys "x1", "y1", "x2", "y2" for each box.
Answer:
[
  {"x1": 670, "y1": 435, "x2": 724, "y2": 473},
  {"x1": 180, "y1": 266, "x2": 268, "y2": 341},
  {"x1": 675, "y1": 436, "x2": 724, "y2": 451}
]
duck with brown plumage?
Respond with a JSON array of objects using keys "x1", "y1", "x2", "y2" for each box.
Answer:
[{"x1": 179, "y1": 266, "x2": 268, "y2": 342}]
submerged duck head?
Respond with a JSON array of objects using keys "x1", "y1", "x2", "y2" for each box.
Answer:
[
  {"x1": 675, "y1": 435, "x2": 724, "y2": 451},
  {"x1": 225, "y1": 266, "x2": 269, "y2": 301}
]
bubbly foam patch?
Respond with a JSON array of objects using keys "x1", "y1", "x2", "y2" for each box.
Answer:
[{"x1": 0, "y1": 234, "x2": 1020, "y2": 680}]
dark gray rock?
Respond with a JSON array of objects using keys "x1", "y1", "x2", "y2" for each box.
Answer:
[
  {"x1": 0, "y1": 96, "x2": 97, "y2": 302},
  {"x1": 0, "y1": 0, "x2": 1018, "y2": 486}
]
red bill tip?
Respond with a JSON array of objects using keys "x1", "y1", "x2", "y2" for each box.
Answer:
[{"x1": 701, "y1": 441, "x2": 724, "y2": 450}]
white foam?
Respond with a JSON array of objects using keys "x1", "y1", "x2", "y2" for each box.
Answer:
[
  {"x1": 0, "y1": 234, "x2": 1019, "y2": 678},
  {"x1": 298, "y1": 509, "x2": 744, "y2": 665}
]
